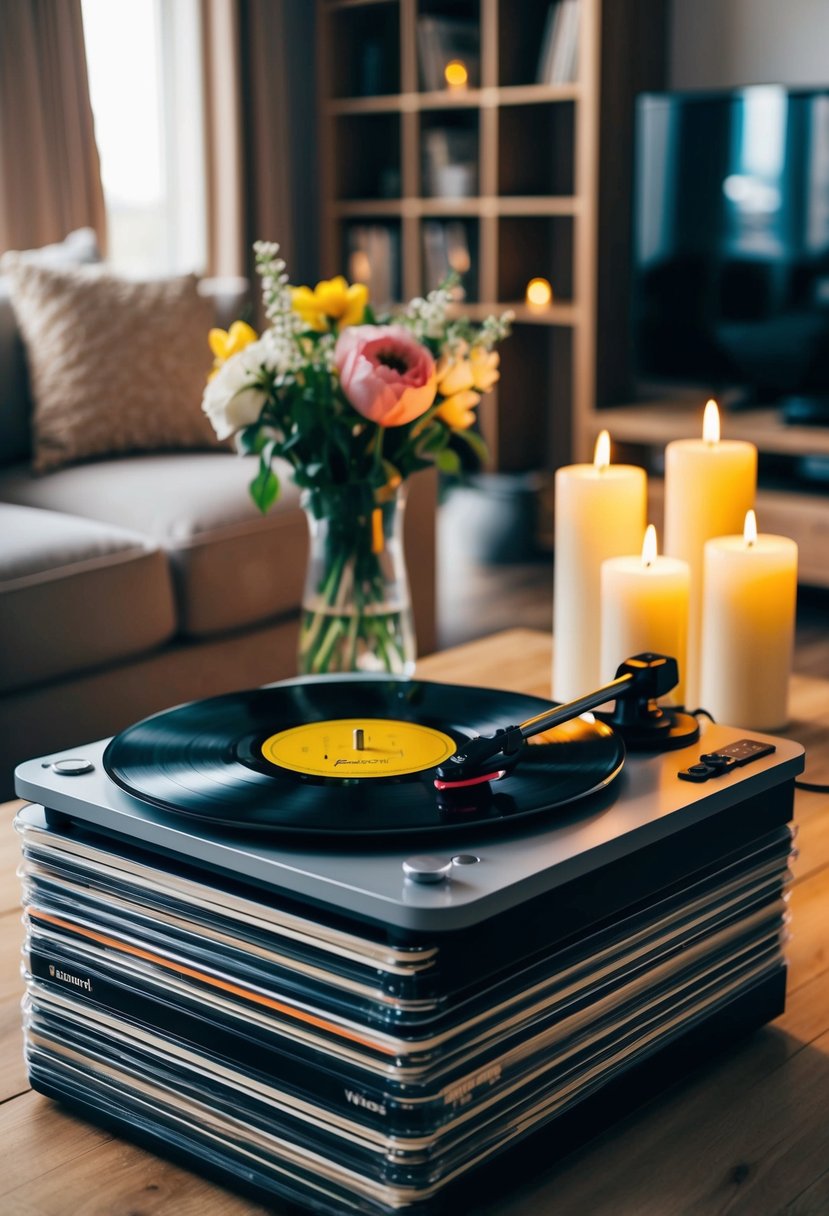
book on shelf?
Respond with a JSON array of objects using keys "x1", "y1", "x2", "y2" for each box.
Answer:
[
  {"x1": 422, "y1": 127, "x2": 478, "y2": 198},
  {"x1": 417, "y1": 16, "x2": 480, "y2": 92},
  {"x1": 346, "y1": 225, "x2": 400, "y2": 307},
  {"x1": 536, "y1": 0, "x2": 580, "y2": 85},
  {"x1": 422, "y1": 221, "x2": 472, "y2": 300}
]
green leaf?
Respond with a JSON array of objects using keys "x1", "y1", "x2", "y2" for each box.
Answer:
[
  {"x1": 249, "y1": 460, "x2": 280, "y2": 514},
  {"x1": 436, "y1": 448, "x2": 461, "y2": 475},
  {"x1": 363, "y1": 304, "x2": 377, "y2": 325},
  {"x1": 454, "y1": 428, "x2": 489, "y2": 467},
  {"x1": 280, "y1": 429, "x2": 303, "y2": 453},
  {"x1": 416, "y1": 425, "x2": 449, "y2": 458},
  {"x1": 238, "y1": 424, "x2": 266, "y2": 455}
]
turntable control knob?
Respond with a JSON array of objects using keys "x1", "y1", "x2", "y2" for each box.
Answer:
[
  {"x1": 402, "y1": 855, "x2": 453, "y2": 884},
  {"x1": 51, "y1": 758, "x2": 94, "y2": 776}
]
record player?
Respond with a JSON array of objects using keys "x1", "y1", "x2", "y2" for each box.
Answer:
[{"x1": 14, "y1": 656, "x2": 804, "y2": 1215}]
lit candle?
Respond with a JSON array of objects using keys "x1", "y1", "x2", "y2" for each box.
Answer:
[
  {"x1": 700, "y1": 511, "x2": 798, "y2": 730},
  {"x1": 664, "y1": 400, "x2": 757, "y2": 708},
  {"x1": 600, "y1": 526, "x2": 690, "y2": 704},
  {"x1": 444, "y1": 60, "x2": 468, "y2": 90},
  {"x1": 525, "y1": 277, "x2": 553, "y2": 310},
  {"x1": 553, "y1": 431, "x2": 647, "y2": 701}
]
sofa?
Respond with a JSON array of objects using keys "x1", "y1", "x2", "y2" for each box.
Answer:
[{"x1": 0, "y1": 243, "x2": 436, "y2": 796}]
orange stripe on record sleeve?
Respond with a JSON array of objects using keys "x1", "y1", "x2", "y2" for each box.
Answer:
[{"x1": 28, "y1": 909, "x2": 395, "y2": 1055}]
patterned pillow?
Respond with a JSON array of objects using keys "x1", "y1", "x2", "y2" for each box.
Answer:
[{"x1": 3, "y1": 262, "x2": 219, "y2": 472}]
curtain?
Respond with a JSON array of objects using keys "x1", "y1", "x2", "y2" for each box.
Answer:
[
  {"x1": 0, "y1": 0, "x2": 107, "y2": 255},
  {"x1": 201, "y1": 0, "x2": 317, "y2": 294}
]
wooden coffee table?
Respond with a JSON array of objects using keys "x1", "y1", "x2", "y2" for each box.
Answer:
[{"x1": 2, "y1": 628, "x2": 829, "y2": 1214}]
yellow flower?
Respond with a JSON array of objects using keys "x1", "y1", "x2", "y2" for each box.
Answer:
[
  {"x1": 437, "y1": 389, "x2": 481, "y2": 430},
  {"x1": 469, "y1": 346, "x2": 500, "y2": 391},
  {"x1": 435, "y1": 349, "x2": 474, "y2": 398},
  {"x1": 208, "y1": 320, "x2": 258, "y2": 378},
  {"x1": 292, "y1": 276, "x2": 368, "y2": 331}
]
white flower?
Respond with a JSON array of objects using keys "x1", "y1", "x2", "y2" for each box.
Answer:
[{"x1": 202, "y1": 342, "x2": 270, "y2": 439}]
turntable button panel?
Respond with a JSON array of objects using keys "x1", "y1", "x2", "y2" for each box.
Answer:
[{"x1": 705, "y1": 739, "x2": 776, "y2": 766}]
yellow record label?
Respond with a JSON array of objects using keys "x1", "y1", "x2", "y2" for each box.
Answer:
[{"x1": 261, "y1": 718, "x2": 457, "y2": 779}]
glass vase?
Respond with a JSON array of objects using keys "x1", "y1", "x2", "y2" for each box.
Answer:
[{"x1": 298, "y1": 483, "x2": 416, "y2": 676}]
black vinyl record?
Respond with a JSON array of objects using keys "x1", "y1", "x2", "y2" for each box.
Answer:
[{"x1": 103, "y1": 677, "x2": 625, "y2": 838}]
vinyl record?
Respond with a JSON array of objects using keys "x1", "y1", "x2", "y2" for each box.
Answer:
[{"x1": 103, "y1": 676, "x2": 625, "y2": 838}]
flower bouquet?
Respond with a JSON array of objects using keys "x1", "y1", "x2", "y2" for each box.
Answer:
[{"x1": 203, "y1": 242, "x2": 511, "y2": 676}]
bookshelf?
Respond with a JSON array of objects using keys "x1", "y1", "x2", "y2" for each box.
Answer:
[{"x1": 317, "y1": 0, "x2": 610, "y2": 473}]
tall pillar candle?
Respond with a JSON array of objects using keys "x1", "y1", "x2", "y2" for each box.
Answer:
[
  {"x1": 664, "y1": 401, "x2": 757, "y2": 708},
  {"x1": 553, "y1": 431, "x2": 647, "y2": 701},
  {"x1": 600, "y1": 526, "x2": 690, "y2": 703},
  {"x1": 700, "y1": 511, "x2": 797, "y2": 730}
]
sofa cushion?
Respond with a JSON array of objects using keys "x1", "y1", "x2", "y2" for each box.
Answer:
[
  {"x1": 2, "y1": 263, "x2": 220, "y2": 472},
  {"x1": 0, "y1": 504, "x2": 176, "y2": 694},
  {"x1": 0, "y1": 228, "x2": 101, "y2": 467},
  {"x1": 0, "y1": 453, "x2": 307, "y2": 638}
]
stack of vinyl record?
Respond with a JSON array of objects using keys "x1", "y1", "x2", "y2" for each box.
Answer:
[{"x1": 20, "y1": 812, "x2": 792, "y2": 1215}]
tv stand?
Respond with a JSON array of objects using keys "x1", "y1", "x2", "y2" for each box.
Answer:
[
  {"x1": 582, "y1": 399, "x2": 829, "y2": 589},
  {"x1": 781, "y1": 396, "x2": 829, "y2": 428}
]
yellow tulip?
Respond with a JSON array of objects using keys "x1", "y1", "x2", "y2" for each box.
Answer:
[
  {"x1": 437, "y1": 389, "x2": 481, "y2": 430},
  {"x1": 469, "y1": 346, "x2": 500, "y2": 391},
  {"x1": 291, "y1": 286, "x2": 327, "y2": 331},
  {"x1": 208, "y1": 320, "x2": 258, "y2": 378},
  {"x1": 435, "y1": 352, "x2": 474, "y2": 397},
  {"x1": 292, "y1": 277, "x2": 368, "y2": 331}
]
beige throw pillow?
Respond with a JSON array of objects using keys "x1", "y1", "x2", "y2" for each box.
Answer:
[{"x1": 3, "y1": 262, "x2": 219, "y2": 472}]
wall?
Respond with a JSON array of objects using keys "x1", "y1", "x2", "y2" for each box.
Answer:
[{"x1": 670, "y1": 0, "x2": 829, "y2": 89}]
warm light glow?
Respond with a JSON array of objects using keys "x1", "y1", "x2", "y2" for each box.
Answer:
[
  {"x1": 703, "y1": 399, "x2": 720, "y2": 444},
  {"x1": 444, "y1": 60, "x2": 468, "y2": 88},
  {"x1": 641, "y1": 524, "x2": 658, "y2": 568},
  {"x1": 349, "y1": 250, "x2": 371, "y2": 283},
  {"x1": 744, "y1": 509, "x2": 758, "y2": 547},
  {"x1": 525, "y1": 277, "x2": 553, "y2": 307},
  {"x1": 448, "y1": 244, "x2": 471, "y2": 274},
  {"x1": 594, "y1": 429, "x2": 611, "y2": 472}
]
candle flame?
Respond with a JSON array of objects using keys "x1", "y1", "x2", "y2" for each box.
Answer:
[
  {"x1": 526, "y1": 277, "x2": 553, "y2": 307},
  {"x1": 444, "y1": 60, "x2": 468, "y2": 88},
  {"x1": 594, "y1": 429, "x2": 611, "y2": 472},
  {"x1": 744, "y1": 509, "x2": 758, "y2": 547},
  {"x1": 703, "y1": 399, "x2": 720, "y2": 445},
  {"x1": 641, "y1": 524, "x2": 658, "y2": 568}
]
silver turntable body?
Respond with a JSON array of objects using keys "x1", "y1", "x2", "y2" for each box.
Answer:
[{"x1": 15, "y1": 720, "x2": 805, "y2": 932}]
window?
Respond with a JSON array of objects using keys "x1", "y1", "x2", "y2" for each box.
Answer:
[{"x1": 82, "y1": 0, "x2": 206, "y2": 275}]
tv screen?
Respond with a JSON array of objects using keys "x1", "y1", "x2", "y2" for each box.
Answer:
[{"x1": 633, "y1": 86, "x2": 829, "y2": 411}]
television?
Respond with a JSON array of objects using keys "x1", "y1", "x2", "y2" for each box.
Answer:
[{"x1": 632, "y1": 86, "x2": 829, "y2": 422}]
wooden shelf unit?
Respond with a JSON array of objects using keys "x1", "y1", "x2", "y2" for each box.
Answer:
[{"x1": 317, "y1": 0, "x2": 602, "y2": 472}]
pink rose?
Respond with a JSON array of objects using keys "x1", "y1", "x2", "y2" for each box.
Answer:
[{"x1": 335, "y1": 325, "x2": 437, "y2": 426}]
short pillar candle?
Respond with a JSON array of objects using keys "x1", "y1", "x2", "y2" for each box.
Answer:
[
  {"x1": 600, "y1": 526, "x2": 690, "y2": 704},
  {"x1": 700, "y1": 511, "x2": 798, "y2": 730},
  {"x1": 553, "y1": 431, "x2": 647, "y2": 701},
  {"x1": 664, "y1": 400, "x2": 757, "y2": 708}
]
